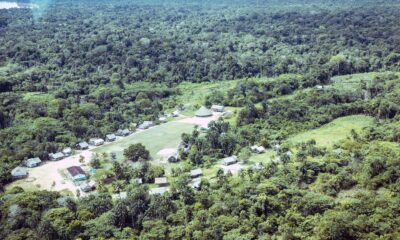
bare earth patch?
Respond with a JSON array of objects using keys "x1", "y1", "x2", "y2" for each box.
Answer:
[
  {"x1": 178, "y1": 112, "x2": 223, "y2": 127},
  {"x1": 8, "y1": 150, "x2": 94, "y2": 196},
  {"x1": 157, "y1": 148, "x2": 178, "y2": 164}
]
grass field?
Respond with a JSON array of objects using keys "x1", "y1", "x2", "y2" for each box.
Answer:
[
  {"x1": 93, "y1": 121, "x2": 195, "y2": 162},
  {"x1": 248, "y1": 149, "x2": 276, "y2": 164},
  {"x1": 328, "y1": 71, "x2": 400, "y2": 91},
  {"x1": 288, "y1": 115, "x2": 375, "y2": 147}
]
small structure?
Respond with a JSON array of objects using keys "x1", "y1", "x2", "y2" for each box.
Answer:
[
  {"x1": 11, "y1": 167, "x2": 28, "y2": 179},
  {"x1": 116, "y1": 129, "x2": 130, "y2": 136},
  {"x1": 172, "y1": 110, "x2": 180, "y2": 117},
  {"x1": 222, "y1": 156, "x2": 238, "y2": 166},
  {"x1": 67, "y1": 166, "x2": 86, "y2": 181},
  {"x1": 250, "y1": 145, "x2": 265, "y2": 154},
  {"x1": 138, "y1": 121, "x2": 153, "y2": 130},
  {"x1": 195, "y1": 106, "x2": 213, "y2": 117},
  {"x1": 315, "y1": 85, "x2": 324, "y2": 91},
  {"x1": 56, "y1": 197, "x2": 69, "y2": 207},
  {"x1": 251, "y1": 163, "x2": 263, "y2": 171},
  {"x1": 77, "y1": 142, "x2": 89, "y2": 150},
  {"x1": 284, "y1": 151, "x2": 293, "y2": 157},
  {"x1": 159, "y1": 117, "x2": 167, "y2": 123},
  {"x1": 106, "y1": 134, "x2": 116, "y2": 142},
  {"x1": 154, "y1": 177, "x2": 168, "y2": 186},
  {"x1": 80, "y1": 180, "x2": 96, "y2": 192},
  {"x1": 118, "y1": 192, "x2": 128, "y2": 199},
  {"x1": 191, "y1": 181, "x2": 201, "y2": 190},
  {"x1": 49, "y1": 152, "x2": 65, "y2": 161},
  {"x1": 131, "y1": 178, "x2": 143, "y2": 184},
  {"x1": 211, "y1": 105, "x2": 225, "y2": 112},
  {"x1": 149, "y1": 187, "x2": 168, "y2": 195},
  {"x1": 190, "y1": 169, "x2": 203, "y2": 178},
  {"x1": 62, "y1": 147, "x2": 72, "y2": 156},
  {"x1": 89, "y1": 138, "x2": 104, "y2": 146},
  {"x1": 24, "y1": 157, "x2": 41, "y2": 168},
  {"x1": 168, "y1": 153, "x2": 179, "y2": 163},
  {"x1": 178, "y1": 142, "x2": 189, "y2": 153}
]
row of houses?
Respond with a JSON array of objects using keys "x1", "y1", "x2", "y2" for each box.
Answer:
[
  {"x1": 195, "y1": 105, "x2": 225, "y2": 118},
  {"x1": 11, "y1": 147, "x2": 74, "y2": 178},
  {"x1": 76, "y1": 128, "x2": 131, "y2": 150}
]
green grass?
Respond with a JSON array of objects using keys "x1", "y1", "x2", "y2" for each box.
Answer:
[
  {"x1": 175, "y1": 80, "x2": 237, "y2": 115},
  {"x1": 328, "y1": 71, "x2": 399, "y2": 91},
  {"x1": 248, "y1": 149, "x2": 276, "y2": 164},
  {"x1": 93, "y1": 121, "x2": 195, "y2": 162},
  {"x1": 288, "y1": 115, "x2": 375, "y2": 147}
]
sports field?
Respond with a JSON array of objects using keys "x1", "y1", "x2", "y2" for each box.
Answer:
[{"x1": 93, "y1": 121, "x2": 195, "y2": 161}]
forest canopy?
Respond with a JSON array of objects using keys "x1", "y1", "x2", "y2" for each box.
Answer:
[{"x1": 1, "y1": 0, "x2": 400, "y2": 239}]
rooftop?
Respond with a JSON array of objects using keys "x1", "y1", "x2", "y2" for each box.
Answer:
[
  {"x1": 149, "y1": 187, "x2": 168, "y2": 195},
  {"x1": 154, "y1": 177, "x2": 168, "y2": 185},
  {"x1": 195, "y1": 106, "x2": 213, "y2": 117},
  {"x1": 67, "y1": 166, "x2": 85, "y2": 177}
]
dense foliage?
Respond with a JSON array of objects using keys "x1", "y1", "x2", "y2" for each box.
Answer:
[{"x1": 1, "y1": 0, "x2": 400, "y2": 239}]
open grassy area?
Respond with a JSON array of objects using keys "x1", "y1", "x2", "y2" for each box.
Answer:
[
  {"x1": 248, "y1": 149, "x2": 276, "y2": 164},
  {"x1": 93, "y1": 121, "x2": 195, "y2": 162},
  {"x1": 288, "y1": 115, "x2": 375, "y2": 147},
  {"x1": 328, "y1": 71, "x2": 400, "y2": 91}
]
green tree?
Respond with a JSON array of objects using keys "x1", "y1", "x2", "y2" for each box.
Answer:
[{"x1": 123, "y1": 143, "x2": 150, "y2": 162}]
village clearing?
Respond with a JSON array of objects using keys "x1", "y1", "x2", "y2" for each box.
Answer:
[{"x1": 6, "y1": 114, "x2": 225, "y2": 194}]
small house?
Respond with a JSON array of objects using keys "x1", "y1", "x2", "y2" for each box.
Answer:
[
  {"x1": 250, "y1": 145, "x2": 265, "y2": 154},
  {"x1": 211, "y1": 105, "x2": 225, "y2": 112},
  {"x1": 138, "y1": 121, "x2": 153, "y2": 130},
  {"x1": 190, "y1": 169, "x2": 203, "y2": 178},
  {"x1": 315, "y1": 85, "x2": 324, "y2": 91},
  {"x1": 62, "y1": 147, "x2": 72, "y2": 156},
  {"x1": 222, "y1": 156, "x2": 238, "y2": 166},
  {"x1": 116, "y1": 129, "x2": 130, "y2": 136},
  {"x1": 251, "y1": 163, "x2": 263, "y2": 171},
  {"x1": 131, "y1": 178, "x2": 143, "y2": 185},
  {"x1": 168, "y1": 153, "x2": 179, "y2": 163},
  {"x1": 172, "y1": 110, "x2": 180, "y2": 117},
  {"x1": 195, "y1": 106, "x2": 213, "y2": 117},
  {"x1": 56, "y1": 197, "x2": 69, "y2": 207},
  {"x1": 284, "y1": 151, "x2": 293, "y2": 157},
  {"x1": 77, "y1": 142, "x2": 89, "y2": 150},
  {"x1": 117, "y1": 192, "x2": 128, "y2": 199},
  {"x1": 11, "y1": 167, "x2": 28, "y2": 179},
  {"x1": 67, "y1": 166, "x2": 86, "y2": 181},
  {"x1": 154, "y1": 177, "x2": 168, "y2": 186},
  {"x1": 80, "y1": 180, "x2": 96, "y2": 192},
  {"x1": 24, "y1": 157, "x2": 41, "y2": 168},
  {"x1": 191, "y1": 181, "x2": 201, "y2": 190},
  {"x1": 106, "y1": 134, "x2": 116, "y2": 142},
  {"x1": 149, "y1": 187, "x2": 168, "y2": 195},
  {"x1": 49, "y1": 152, "x2": 65, "y2": 161},
  {"x1": 89, "y1": 138, "x2": 104, "y2": 146},
  {"x1": 178, "y1": 142, "x2": 189, "y2": 154}
]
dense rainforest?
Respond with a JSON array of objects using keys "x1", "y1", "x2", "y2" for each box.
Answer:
[{"x1": 1, "y1": 0, "x2": 400, "y2": 239}]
